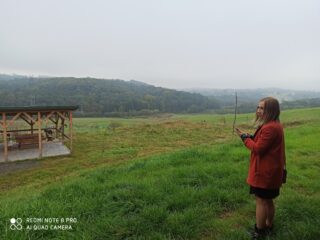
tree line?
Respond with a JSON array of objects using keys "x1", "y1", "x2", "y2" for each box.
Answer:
[
  {"x1": 1, "y1": 75, "x2": 318, "y2": 116},
  {"x1": 0, "y1": 76, "x2": 220, "y2": 116}
]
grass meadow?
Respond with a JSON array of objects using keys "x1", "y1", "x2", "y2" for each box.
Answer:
[{"x1": 0, "y1": 108, "x2": 319, "y2": 239}]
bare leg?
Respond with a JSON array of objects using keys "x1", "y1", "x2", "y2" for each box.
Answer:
[
  {"x1": 265, "y1": 199, "x2": 275, "y2": 228},
  {"x1": 255, "y1": 197, "x2": 267, "y2": 229}
]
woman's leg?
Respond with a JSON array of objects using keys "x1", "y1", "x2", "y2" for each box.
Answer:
[
  {"x1": 255, "y1": 196, "x2": 267, "y2": 229},
  {"x1": 265, "y1": 199, "x2": 275, "y2": 228}
]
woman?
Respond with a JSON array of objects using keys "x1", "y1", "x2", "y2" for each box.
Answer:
[{"x1": 236, "y1": 97, "x2": 286, "y2": 239}]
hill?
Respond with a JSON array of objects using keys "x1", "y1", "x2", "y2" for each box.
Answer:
[
  {"x1": 182, "y1": 88, "x2": 320, "y2": 113},
  {"x1": 0, "y1": 74, "x2": 220, "y2": 116},
  {"x1": 183, "y1": 88, "x2": 320, "y2": 102},
  {"x1": 2, "y1": 74, "x2": 319, "y2": 116}
]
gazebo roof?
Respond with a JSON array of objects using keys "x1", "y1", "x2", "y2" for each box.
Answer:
[{"x1": 0, "y1": 106, "x2": 78, "y2": 114}]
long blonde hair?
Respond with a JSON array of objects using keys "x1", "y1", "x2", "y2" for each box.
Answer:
[{"x1": 254, "y1": 97, "x2": 280, "y2": 128}]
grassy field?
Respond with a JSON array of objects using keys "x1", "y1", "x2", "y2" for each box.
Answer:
[{"x1": 0, "y1": 108, "x2": 319, "y2": 239}]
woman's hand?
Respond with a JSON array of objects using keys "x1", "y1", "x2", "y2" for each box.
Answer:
[
  {"x1": 235, "y1": 127, "x2": 244, "y2": 137},
  {"x1": 235, "y1": 128, "x2": 252, "y2": 141}
]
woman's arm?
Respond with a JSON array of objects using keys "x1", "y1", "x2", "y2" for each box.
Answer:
[{"x1": 244, "y1": 125, "x2": 278, "y2": 155}]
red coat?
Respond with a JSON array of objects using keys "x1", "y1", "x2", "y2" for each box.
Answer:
[{"x1": 244, "y1": 120, "x2": 286, "y2": 189}]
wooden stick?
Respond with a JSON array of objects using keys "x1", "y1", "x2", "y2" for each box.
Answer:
[{"x1": 232, "y1": 91, "x2": 238, "y2": 135}]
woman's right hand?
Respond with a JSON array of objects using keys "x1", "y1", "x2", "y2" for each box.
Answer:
[{"x1": 235, "y1": 127, "x2": 244, "y2": 137}]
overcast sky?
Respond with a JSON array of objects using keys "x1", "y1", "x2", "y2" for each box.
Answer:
[{"x1": 1, "y1": 0, "x2": 319, "y2": 90}]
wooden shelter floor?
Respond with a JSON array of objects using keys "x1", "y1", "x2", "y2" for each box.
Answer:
[{"x1": 0, "y1": 141, "x2": 70, "y2": 162}]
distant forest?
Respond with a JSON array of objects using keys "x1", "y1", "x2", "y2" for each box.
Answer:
[
  {"x1": 1, "y1": 74, "x2": 319, "y2": 116},
  {"x1": 185, "y1": 87, "x2": 320, "y2": 113},
  {"x1": 0, "y1": 75, "x2": 220, "y2": 116}
]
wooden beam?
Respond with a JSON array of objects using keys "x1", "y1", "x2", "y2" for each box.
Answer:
[
  {"x1": 20, "y1": 115, "x2": 32, "y2": 125},
  {"x1": 38, "y1": 112, "x2": 42, "y2": 158},
  {"x1": 22, "y1": 112, "x2": 36, "y2": 124},
  {"x1": 1, "y1": 128, "x2": 41, "y2": 133},
  {"x1": 45, "y1": 115, "x2": 48, "y2": 133},
  {"x1": 3, "y1": 128, "x2": 54, "y2": 133},
  {"x1": 2, "y1": 113, "x2": 8, "y2": 162},
  {"x1": 61, "y1": 118, "x2": 65, "y2": 141},
  {"x1": 69, "y1": 111, "x2": 73, "y2": 152},
  {"x1": 48, "y1": 117, "x2": 58, "y2": 125},
  {"x1": 20, "y1": 113, "x2": 35, "y2": 134},
  {"x1": 55, "y1": 115, "x2": 59, "y2": 139},
  {"x1": 45, "y1": 111, "x2": 55, "y2": 122},
  {"x1": 57, "y1": 111, "x2": 67, "y2": 121},
  {"x1": 55, "y1": 128, "x2": 70, "y2": 140},
  {"x1": 7, "y1": 112, "x2": 22, "y2": 127}
]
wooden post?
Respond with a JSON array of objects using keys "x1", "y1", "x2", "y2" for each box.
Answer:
[
  {"x1": 61, "y1": 115, "x2": 65, "y2": 142},
  {"x1": 55, "y1": 113, "x2": 59, "y2": 139},
  {"x1": 69, "y1": 111, "x2": 73, "y2": 152},
  {"x1": 2, "y1": 113, "x2": 8, "y2": 162},
  {"x1": 38, "y1": 112, "x2": 42, "y2": 158}
]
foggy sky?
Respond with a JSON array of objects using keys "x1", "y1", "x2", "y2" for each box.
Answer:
[{"x1": 1, "y1": 0, "x2": 319, "y2": 90}]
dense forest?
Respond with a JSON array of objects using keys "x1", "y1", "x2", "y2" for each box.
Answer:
[
  {"x1": 0, "y1": 75, "x2": 220, "y2": 116},
  {"x1": 1, "y1": 74, "x2": 319, "y2": 116}
]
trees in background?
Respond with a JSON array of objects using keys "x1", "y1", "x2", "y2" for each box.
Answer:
[{"x1": 0, "y1": 76, "x2": 220, "y2": 116}]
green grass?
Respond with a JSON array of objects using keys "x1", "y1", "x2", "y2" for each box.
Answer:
[{"x1": 0, "y1": 108, "x2": 319, "y2": 239}]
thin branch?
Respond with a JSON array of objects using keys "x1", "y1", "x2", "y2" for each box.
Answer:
[{"x1": 232, "y1": 91, "x2": 238, "y2": 135}]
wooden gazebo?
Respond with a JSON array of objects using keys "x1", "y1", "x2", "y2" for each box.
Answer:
[{"x1": 0, "y1": 106, "x2": 78, "y2": 162}]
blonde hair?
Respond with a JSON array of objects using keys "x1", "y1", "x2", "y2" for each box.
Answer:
[{"x1": 254, "y1": 97, "x2": 280, "y2": 128}]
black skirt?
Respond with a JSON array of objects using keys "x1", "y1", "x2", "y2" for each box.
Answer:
[{"x1": 250, "y1": 186, "x2": 280, "y2": 199}]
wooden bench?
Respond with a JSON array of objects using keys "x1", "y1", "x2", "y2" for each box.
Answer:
[{"x1": 15, "y1": 134, "x2": 45, "y2": 149}]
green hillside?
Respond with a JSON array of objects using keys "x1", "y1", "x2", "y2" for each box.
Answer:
[
  {"x1": 0, "y1": 108, "x2": 319, "y2": 239},
  {"x1": 0, "y1": 75, "x2": 220, "y2": 116}
]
